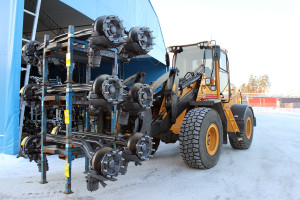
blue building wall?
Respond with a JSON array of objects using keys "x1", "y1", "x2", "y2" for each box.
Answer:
[{"x1": 0, "y1": 0, "x2": 25, "y2": 154}]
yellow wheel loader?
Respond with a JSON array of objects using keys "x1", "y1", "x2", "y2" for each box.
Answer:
[{"x1": 149, "y1": 41, "x2": 256, "y2": 169}]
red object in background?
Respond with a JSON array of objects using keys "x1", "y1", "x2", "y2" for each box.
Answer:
[{"x1": 248, "y1": 97, "x2": 277, "y2": 107}]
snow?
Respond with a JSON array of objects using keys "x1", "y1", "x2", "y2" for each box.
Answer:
[{"x1": 1, "y1": 108, "x2": 300, "y2": 200}]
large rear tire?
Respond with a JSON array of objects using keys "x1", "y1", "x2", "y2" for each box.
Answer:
[
  {"x1": 179, "y1": 107, "x2": 223, "y2": 169},
  {"x1": 229, "y1": 107, "x2": 254, "y2": 149}
]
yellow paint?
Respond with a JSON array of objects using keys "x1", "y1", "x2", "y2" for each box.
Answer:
[
  {"x1": 64, "y1": 163, "x2": 70, "y2": 177},
  {"x1": 215, "y1": 60, "x2": 220, "y2": 100},
  {"x1": 51, "y1": 126, "x2": 58, "y2": 135},
  {"x1": 172, "y1": 83, "x2": 177, "y2": 91},
  {"x1": 66, "y1": 53, "x2": 71, "y2": 67},
  {"x1": 21, "y1": 136, "x2": 29, "y2": 146},
  {"x1": 64, "y1": 110, "x2": 70, "y2": 124},
  {"x1": 205, "y1": 123, "x2": 219, "y2": 156},
  {"x1": 19, "y1": 86, "x2": 25, "y2": 95},
  {"x1": 158, "y1": 97, "x2": 167, "y2": 119},
  {"x1": 246, "y1": 117, "x2": 252, "y2": 139},
  {"x1": 170, "y1": 110, "x2": 187, "y2": 134},
  {"x1": 224, "y1": 109, "x2": 240, "y2": 133}
]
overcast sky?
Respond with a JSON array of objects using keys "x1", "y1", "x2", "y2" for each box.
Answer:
[{"x1": 151, "y1": 0, "x2": 300, "y2": 96}]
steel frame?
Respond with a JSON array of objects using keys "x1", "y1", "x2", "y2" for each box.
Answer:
[{"x1": 39, "y1": 25, "x2": 119, "y2": 193}]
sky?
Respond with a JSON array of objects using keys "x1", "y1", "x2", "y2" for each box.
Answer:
[{"x1": 150, "y1": 0, "x2": 300, "y2": 96}]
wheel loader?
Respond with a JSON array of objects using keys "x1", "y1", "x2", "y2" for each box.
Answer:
[{"x1": 149, "y1": 40, "x2": 256, "y2": 169}]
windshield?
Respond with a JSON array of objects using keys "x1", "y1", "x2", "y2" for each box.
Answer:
[{"x1": 174, "y1": 45, "x2": 204, "y2": 78}]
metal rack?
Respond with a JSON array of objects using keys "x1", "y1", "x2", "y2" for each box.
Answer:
[
  {"x1": 39, "y1": 25, "x2": 119, "y2": 193},
  {"x1": 20, "y1": 16, "x2": 157, "y2": 194}
]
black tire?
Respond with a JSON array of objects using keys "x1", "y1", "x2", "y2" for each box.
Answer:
[
  {"x1": 179, "y1": 107, "x2": 223, "y2": 169},
  {"x1": 229, "y1": 107, "x2": 254, "y2": 149}
]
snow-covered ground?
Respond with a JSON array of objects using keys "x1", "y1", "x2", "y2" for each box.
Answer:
[{"x1": 1, "y1": 108, "x2": 300, "y2": 200}]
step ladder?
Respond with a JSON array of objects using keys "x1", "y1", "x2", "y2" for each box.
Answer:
[
  {"x1": 224, "y1": 109, "x2": 240, "y2": 133},
  {"x1": 19, "y1": 0, "x2": 42, "y2": 150}
]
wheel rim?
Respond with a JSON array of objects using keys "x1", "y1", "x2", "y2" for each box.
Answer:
[
  {"x1": 206, "y1": 123, "x2": 219, "y2": 156},
  {"x1": 246, "y1": 117, "x2": 252, "y2": 139}
]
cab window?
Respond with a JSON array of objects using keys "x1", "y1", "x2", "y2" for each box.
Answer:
[
  {"x1": 219, "y1": 52, "x2": 229, "y2": 98},
  {"x1": 204, "y1": 49, "x2": 214, "y2": 77}
]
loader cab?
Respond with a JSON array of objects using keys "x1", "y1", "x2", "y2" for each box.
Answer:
[{"x1": 168, "y1": 41, "x2": 231, "y2": 101}]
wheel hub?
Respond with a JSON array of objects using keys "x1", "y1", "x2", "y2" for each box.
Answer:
[
  {"x1": 205, "y1": 123, "x2": 219, "y2": 156},
  {"x1": 246, "y1": 117, "x2": 252, "y2": 139}
]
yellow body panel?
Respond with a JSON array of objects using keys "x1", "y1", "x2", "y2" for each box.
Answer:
[{"x1": 170, "y1": 110, "x2": 187, "y2": 134}]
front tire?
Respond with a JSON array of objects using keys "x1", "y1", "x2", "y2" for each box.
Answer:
[{"x1": 179, "y1": 107, "x2": 223, "y2": 169}]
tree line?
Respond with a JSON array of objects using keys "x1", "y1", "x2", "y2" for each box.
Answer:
[{"x1": 240, "y1": 74, "x2": 271, "y2": 93}]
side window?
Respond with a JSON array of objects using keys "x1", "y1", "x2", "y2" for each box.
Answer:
[{"x1": 219, "y1": 52, "x2": 229, "y2": 96}]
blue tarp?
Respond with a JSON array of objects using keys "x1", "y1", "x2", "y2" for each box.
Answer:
[
  {"x1": 0, "y1": 0, "x2": 24, "y2": 154},
  {"x1": 60, "y1": 0, "x2": 166, "y2": 64}
]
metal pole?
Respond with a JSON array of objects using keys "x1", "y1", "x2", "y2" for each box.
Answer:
[
  {"x1": 64, "y1": 25, "x2": 74, "y2": 194},
  {"x1": 30, "y1": 107, "x2": 34, "y2": 120},
  {"x1": 40, "y1": 34, "x2": 49, "y2": 184},
  {"x1": 111, "y1": 49, "x2": 118, "y2": 148},
  {"x1": 84, "y1": 64, "x2": 91, "y2": 173},
  {"x1": 85, "y1": 65, "x2": 91, "y2": 132},
  {"x1": 35, "y1": 107, "x2": 38, "y2": 121},
  {"x1": 31, "y1": 0, "x2": 42, "y2": 40}
]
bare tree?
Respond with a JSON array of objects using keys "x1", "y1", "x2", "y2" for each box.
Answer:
[{"x1": 240, "y1": 74, "x2": 270, "y2": 93}]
